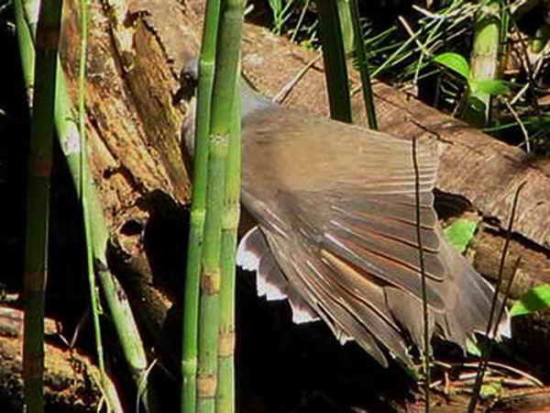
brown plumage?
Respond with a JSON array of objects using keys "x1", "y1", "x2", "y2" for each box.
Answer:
[
  {"x1": 233, "y1": 85, "x2": 509, "y2": 367},
  {"x1": 182, "y1": 65, "x2": 509, "y2": 366}
]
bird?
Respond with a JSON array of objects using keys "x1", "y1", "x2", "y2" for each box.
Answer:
[{"x1": 182, "y1": 62, "x2": 510, "y2": 368}]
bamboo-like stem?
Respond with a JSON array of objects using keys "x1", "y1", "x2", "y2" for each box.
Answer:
[
  {"x1": 196, "y1": 140, "x2": 224, "y2": 413},
  {"x1": 16, "y1": 2, "x2": 152, "y2": 411},
  {"x1": 21, "y1": 1, "x2": 62, "y2": 411},
  {"x1": 14, "y1": 0, "x2": 34, "y2": 96},
  {"x1": 336, "y1": 0, "x2": 354, "y2": 55},
  {"x1": 348, "y1": 0, "x2": 377, "y2": 130},
  {"x1": 87, "y1": 194, "x2": 155, "y2": 409},
  {"x1": 196, "y1": 0, "x2": 243, "y2": 411},
  {"x1": 77, "y1": 2, "x2": 123, "y2": 411},
  {"x1": 498, "y1": 0, "x2": 510, "y2": 61},
  {"x1": 181, "y1": 0, "x2": 220, "y2": 412},
  {"x1": 464, "y1": 0, "x2": 502, "y2": 126},
  {"x1": 216, "y1": 80, "x2": 241, "y2": 413},
  {"x1": 314, "y1": 0, "x2": 352, "y2": 123},
  {"x1": 78, "y1": 1, "x2": 100, "y2": 374}
]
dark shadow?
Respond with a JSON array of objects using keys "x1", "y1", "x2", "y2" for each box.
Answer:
[
  {"x1": 115, "y1": 188, "x2": 417, "y2": 411},
  {"x1": 433, "y1": 188, "x2": 474, "y2": 220},
  {"x1": 236, "y1": 266, "x2": 414, "y2": 412},
  {"x1": 0, "y1": 5, "x2": 91, "y2": 344},
  {"x1": 139, "y1": 190, "x2": 189, "y2": 303},
  {"x1": 0, "y1": 8, "x2": 31, "y2": 297}
]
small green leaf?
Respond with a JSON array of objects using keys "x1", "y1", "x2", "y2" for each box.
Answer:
[
  {"x1": 464, "y1": 96, "x2": 488, "y2": 126},
  {"x1": 443, "y1": 217, "x2": 478, "y2": 254},
  {"x1": 480, "y1": 381, "x2": 502, "y2": 399},
  {"x1": 471, "y1": 79, "x2": 511, "y2": 96},
  {"x1": 532, "y1": 24, "x2": 550, "y2": 53},
  {"x1": 510, "y1": 284, "x2": 550, "y2": 317},
  {"x1": 434, "y1": 52, "x2": 470, "y2": 79},
  {"x1": 466, "y1": 337, "x2": 482, "y2": 357}
]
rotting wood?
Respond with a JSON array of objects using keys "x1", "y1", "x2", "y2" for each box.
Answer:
[{"x1": 0, "y1": 306, "x2": 101, "y2": 412}]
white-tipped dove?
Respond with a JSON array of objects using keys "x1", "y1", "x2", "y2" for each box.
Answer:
[{"x1": 182, "y1": 67, "x2": 510, "y2": 368}]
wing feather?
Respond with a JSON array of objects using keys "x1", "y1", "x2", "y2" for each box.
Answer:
[{"x1": 239, "y1": 106, "x2": 504, "y2": 365}]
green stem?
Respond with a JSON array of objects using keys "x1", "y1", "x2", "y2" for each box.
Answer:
[
  {"x1": 16, "y1": 2, "x2": 153, "y2": 410},
  {"x1": 464, "y1": 0, "x2": 502, "y2": 126},
  {"x1": 197, "y1": 0, "x2": 243, "y2": 411},
  {"x1": 349, "y1": 0, "x2": 377, "y2": 130},
  {"x1": 77, "y1": 1, "x2": 124, "y2": 411},
  {"x1": 315, "y1": 0, "x2": 352, "y2": 123},
  {"x1": 181, "y1": 0, "x2": 221, "y2": 412},
  {"x1": 216, "y1": 82, "x2": 241, "y2": 413},
  {"x1": 21, "y1": 1, "x2": 62, "y2": 411},
  {"x1": 196, "y1": 136, "x2": 226, "y2": 413},
  {"x1": 336, "y1": 0, "x2": 354, "y2": 55}
]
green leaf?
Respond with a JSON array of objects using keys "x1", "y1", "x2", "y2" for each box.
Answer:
[
  {"x1": 465, "y1": 337, "x2": 482, "y2": 357},
  {"x1": 443, "y1": 217, "x2": 478, "y2": 254},
  {"x1": 463, "y1": 96, "x2": 487, "y2": 127},
  {"x1": 480, "y1": 381, "x2": 502, "y2": 399},
  {"x1": 532, "y1": 24, "x2": 550, "y2": 53},
  {"x1": 471, "y1": 79, "x2": 511, "y2": 96},
  {"x1": 510, "y1": 284, "x2": 550, "y2": 317},
  {"x1": 434, "y1": 52, "x2": 470, "y2": 79}
]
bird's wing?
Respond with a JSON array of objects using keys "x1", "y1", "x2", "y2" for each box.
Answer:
[
  {"x1": 239, "y1": 107, "x2": 503, "y2": 365},
  {"x1": 236, "y1": 226, "x2": 320, "y2": 323}
]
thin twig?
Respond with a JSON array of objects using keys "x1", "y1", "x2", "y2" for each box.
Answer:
[
  {"x1": 467, "y1": 182, "x2": 526, "y2": 413},
  {"x1": 412, "y1": 4, "x2": 445, "y2": 20},
  {"x1": 504, "y1": 100, "x2": 531, "y2": 153},
  {"x1": 510, "y1": 82, "x2": 529, "y2": 105},
  {"x1": 412, "y1": 137, "x2": 430, "y2": 413},
  {"x1": 492, "y1": 256, "x2": 520, "y2": 339},
  {"x1": 398, "y1": 15, "x2": 432, "y2": 58},
  {"x1": 290, "y1": 0, "x2": 311, "y2": 43},
  {"x1": 465, "y1": 359, "x2": 543, "y2": 387},
  {"x1": 510, "y1": 23, "x2": 543, "y2": 117},
  {"x1": 273, "y1": 53, "x2": 323, "y2": 104}
]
